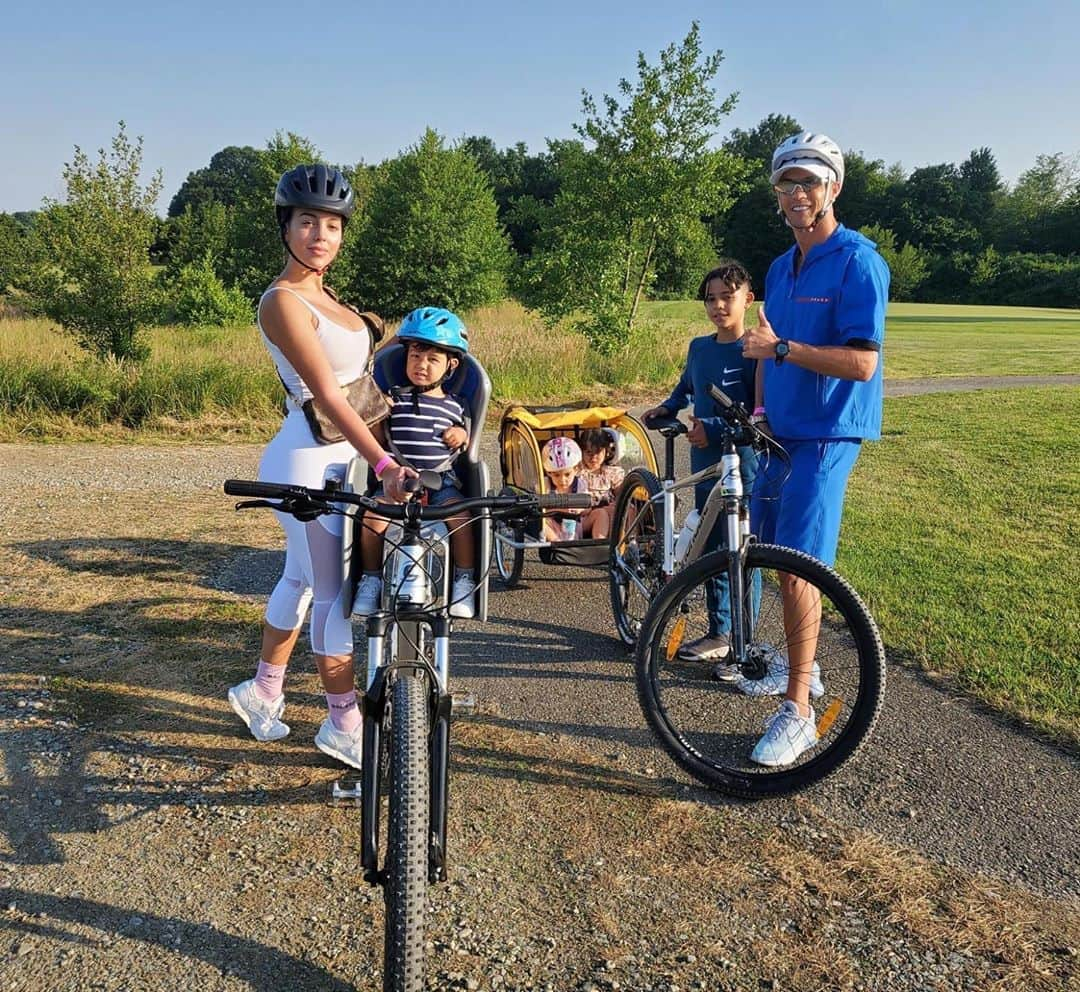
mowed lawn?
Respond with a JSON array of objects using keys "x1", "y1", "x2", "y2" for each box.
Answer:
[
  {"x1": 642, "y1": 300, "x2": 1080, "y2": 380},
  {"x1": 840, "y1": 386, "x2": 1079, "y2": 745}
]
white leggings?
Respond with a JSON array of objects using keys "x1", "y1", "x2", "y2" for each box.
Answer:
[{"x1": 259, "y1": 412, "x2": 355, "y2": 657}]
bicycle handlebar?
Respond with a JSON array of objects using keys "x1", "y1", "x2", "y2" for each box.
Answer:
[
  {"x1": 223, "y1": 479, "x2": 592, "y2": 522},
  {"x1": 642, "y1": 386, "x2": 776, "y2": 452}
]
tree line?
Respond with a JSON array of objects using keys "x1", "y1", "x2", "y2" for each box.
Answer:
[{"x1": 0, "y1": 23, "x2": 1077, "y2": 362}]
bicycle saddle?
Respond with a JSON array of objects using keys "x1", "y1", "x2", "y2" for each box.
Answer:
[{"x1": 643, "y1": 412, "x2": 687, "y2": 438}]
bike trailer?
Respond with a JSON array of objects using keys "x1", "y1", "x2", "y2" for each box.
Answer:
[{"x1": 493, "y1": 401, "x2": 658, "y2": 581}]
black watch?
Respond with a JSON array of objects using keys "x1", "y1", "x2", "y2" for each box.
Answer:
[{"x1": 774, "y1": 339, "x2": 791, "y2": 365}]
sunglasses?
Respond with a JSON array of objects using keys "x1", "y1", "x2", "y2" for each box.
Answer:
[{"x1": 773, "y1": 177, "x2": 827, "y2": 195}]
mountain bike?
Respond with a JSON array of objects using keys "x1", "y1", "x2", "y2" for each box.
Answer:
[
  {"x1": 608, "y1": 400, "x2": 761, "y2": 646},
  {"x1": 617, "y1": 387, "x2": 886, "y2": 797},
  {"x1": 224, "y1": 475, "x2": 589, "y2": 991}
]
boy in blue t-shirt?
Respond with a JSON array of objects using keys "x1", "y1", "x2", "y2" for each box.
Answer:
[{"x1": 643, "y1": 259, "x2": 759, "y2": 667}]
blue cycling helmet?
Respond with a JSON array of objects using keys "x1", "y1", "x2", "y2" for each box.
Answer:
[{"x1": 397, "y1": 307, "x2": 470, "y2": 356}]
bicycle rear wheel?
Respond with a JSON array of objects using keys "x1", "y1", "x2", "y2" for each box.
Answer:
[
  {"x1": 635, "y1": 544, "x2": 885, "y2": 797},
  {"x1": 608, "y1": 469, "x2": 665, "y2": 646},
  {"x1": 383, "y1": 671, "x2": 430, "y2": 991}
]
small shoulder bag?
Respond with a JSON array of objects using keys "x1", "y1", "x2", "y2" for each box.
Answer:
[{"x1": 281, "y1": 306, "x2": 392, "y2": 445}]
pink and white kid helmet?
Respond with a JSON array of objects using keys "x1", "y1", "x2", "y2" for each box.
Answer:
[{"x1": 542, "y1": 436, "x2": 582, "y2": 472}]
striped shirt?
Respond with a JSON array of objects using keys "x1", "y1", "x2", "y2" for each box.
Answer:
[{"x1": 388, "y1": 389, "x2": 466, "y2": 470}]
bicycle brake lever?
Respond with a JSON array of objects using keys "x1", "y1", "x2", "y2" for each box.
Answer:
[{"x1": 234, "y1": 499, "x2": 276, "y2": 510}]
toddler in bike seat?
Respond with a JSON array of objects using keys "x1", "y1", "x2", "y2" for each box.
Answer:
[
  {"x1": 540, "y1": 436, "x2": 589, "y2": 542},
  {"x1": 577, "y1": 427, "x2": 625, "y2": 540},
  {"x1": 354, "y1": 307, "x2": 477, "y2": 619}
]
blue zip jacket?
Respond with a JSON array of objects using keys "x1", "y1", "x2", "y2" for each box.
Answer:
[{"x1": 763, "y1": 224, "x2": 889, "y2": 441}]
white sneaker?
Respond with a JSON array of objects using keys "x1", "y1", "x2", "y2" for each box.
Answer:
[
  {"x1": 228, "y1": 679, "x2": 290, "y2": 742},
  {"x1": 314, "y1": 718, "x2": 364, "y2": 771},
  {"x1": 735, "y1": 647, "x2": 824, "y2": 699},
  {"x1": 678, "y1": 635, "x2": 730, "y2": 663},
  {"x1": 352, "y1": 574, "x2": 383, "y2": 616},
  {"x1": 448, "y1": 572, "x2": 476, "y2": 619},
  {"x1": 750, "y1": 700, "x2": 817, "y2": 767}
]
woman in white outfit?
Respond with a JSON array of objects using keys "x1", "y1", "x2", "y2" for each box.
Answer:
[{"x1": 228, "y1": 164, "x2": 413, "y2": 770}]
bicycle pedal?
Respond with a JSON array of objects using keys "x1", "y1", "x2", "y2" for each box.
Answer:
[
  {"x1": 451, "y1": 692, "x2": 478, "y2": 716},
  {"x1": 331, "y1": 779, "x2": 362, "y2": 806}
]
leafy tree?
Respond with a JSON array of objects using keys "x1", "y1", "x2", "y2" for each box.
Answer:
[
  {"x1": 859, "y1": 224, "x2": 928, "y2": 301},
  {"x1": 526, "y1": 23, "x2": 745, "y2": 353},
  {"x1": 958, "y1": 147, "x2": 1004, "y2": 237},
  {"x1": 889, "y1": 163, "x2": 980, "y2": 254},
  {"x1": 995, "y1": 152, "x2": 1079, "y2": 253},
  {"x1": 167, "y1": 145, "x2": 262, "y2": 218},
  {"x1": 345, "y1": 129, "x2": 510, "y2": 318},
  {"x1": 836, "y1": 151, "x2": 896, "y2": 231},
  {"x1": 461, "y1": 135, "x2": 574, "y2": 257},
  {"x1": 0, "y1": 213, "x2": 29, "y2": 297},
  {"x1": 166, "y1": 199, "x2": 231, "y2": 277},
  {"x1": 28, "y1": 122, "x2": 162, "y2": 360},
  {"x1": 723, "y1": 113, "x2": 801, "y2": 167}
]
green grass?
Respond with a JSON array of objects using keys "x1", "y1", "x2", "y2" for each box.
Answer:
[
  {"x1": 839, "y1": 386, "x2": 1079, "y2": 744},
  {"x1": 641, "y1": 300, "x2": 1080, "y2": 379}
]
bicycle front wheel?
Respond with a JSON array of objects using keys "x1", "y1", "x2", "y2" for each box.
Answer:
[
  {"x1": 635, "y1": 544, "x2": 885, "y2": 798},
  {"x1": 609, "y1": 468, "x2": 665, "y2": 646},
  {"x1": 383, "y1": 671, "x2": 430, "y2": 991}
]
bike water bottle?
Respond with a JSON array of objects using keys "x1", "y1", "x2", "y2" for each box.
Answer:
[
  {"x1": 395, "y1": 543, "x2": 431, "y2": 606},
  {"x1": 673, "y1": 508, "x2": 700, "y2": 568},
  {"x1": 720, "y1": 450, "x2": 742, "y2": 496}
]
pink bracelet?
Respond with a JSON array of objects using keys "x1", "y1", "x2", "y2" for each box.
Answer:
[
  {"x1": 752, "y1": 406, "x2": 766, "y2": 416},
  {"x1": 373, "y1": 454, "x2": 395, "y2": 479}
]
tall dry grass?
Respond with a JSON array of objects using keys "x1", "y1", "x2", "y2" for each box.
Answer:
[{"x1": 0, "y1": 302, "x2": 707, "y2": 437}]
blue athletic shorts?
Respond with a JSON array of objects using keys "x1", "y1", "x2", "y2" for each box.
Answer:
[{"x1": 751, "y1": 439, "x2": 862, "y2": 567}]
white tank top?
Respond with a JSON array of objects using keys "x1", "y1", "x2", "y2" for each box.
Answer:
[{"x1": 258, "y1": 287, "x2": 371, "y2": 409}]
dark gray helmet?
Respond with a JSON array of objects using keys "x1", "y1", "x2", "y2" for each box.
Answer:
[{"x1": 274, "y1": 164, "x2": 355, "y2": 227}]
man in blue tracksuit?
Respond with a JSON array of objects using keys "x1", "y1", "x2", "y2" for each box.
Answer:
[{"x1": 741, "y1": 132, "x2": 890, "y2": 767}]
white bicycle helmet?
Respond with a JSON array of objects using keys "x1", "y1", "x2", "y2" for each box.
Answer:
[
  {"x1": 542, "y1": 436, "x2": 582, "y2": 472},
  {"x1": 770, "y1": 132, "x2": 845, "y2": 187}
]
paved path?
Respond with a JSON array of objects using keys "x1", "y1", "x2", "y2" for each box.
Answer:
[{"x1": 213, "y1": 373, "x2": 1080, "y2": 897}]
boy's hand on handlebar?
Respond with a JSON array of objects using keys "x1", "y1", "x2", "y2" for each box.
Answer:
[
  {"x1": 687, "y1": 415, "x2": 708, "y2": 448},
  {"x1": 642, "y1": 405, "x2": 669, "y2": 422},
  {"x1": 383, "y1": 464, "x2": 418, "y2": 502}
]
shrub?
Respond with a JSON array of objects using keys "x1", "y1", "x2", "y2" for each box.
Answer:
[{"x1": 161, "y1": 255, "x2": 253, "y2": 326}]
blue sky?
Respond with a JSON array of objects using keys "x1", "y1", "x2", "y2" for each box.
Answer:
[{"x1": 3, "y1": 0, "x2": 1078, "y2": 214}]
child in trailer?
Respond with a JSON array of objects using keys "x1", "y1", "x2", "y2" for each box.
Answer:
[
  {"x1": 642, "y1": 259, "x2": 759, "y2": 670},
  {"x1": 539, "y1": 436, "x2": 590, "y2": 542},
  {"x1": 577, "y1": 427, "x2": 625, "y2": 540},
  {"x1": 352, "y1": 307, "x2": 478, "y2": 619}
]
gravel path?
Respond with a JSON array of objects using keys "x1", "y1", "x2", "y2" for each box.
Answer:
[{"x1": 1, "y1": 374, "x2": 1077, "y2": 991}]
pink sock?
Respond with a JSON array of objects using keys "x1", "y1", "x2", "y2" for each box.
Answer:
[
  {"x1": 253, "y1": 661, "x2": 286, "y2": 702},
  {"x1": 326, "y1": 690, "x2": 361, "y2": 734}
]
